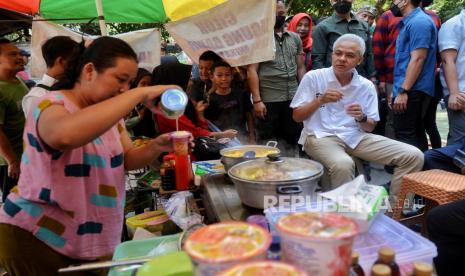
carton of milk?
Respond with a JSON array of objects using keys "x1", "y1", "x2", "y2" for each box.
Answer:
[{"x1": 320, "y1": 175, "x2": 389, "y2": 232}]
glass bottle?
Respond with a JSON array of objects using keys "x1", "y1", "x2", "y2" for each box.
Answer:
[
  {"x1": 371, "y1": 264, "x2": 391, "y2": 276},
  {"x1": 373, "y1": 247, "x2": 400, "y2": 276},
  {"x1": 411, "y1": 262, "x2": 433, "y2": 276},
  {"x1": 351, "y1": 251, "x2": 365, "y2": 276}
]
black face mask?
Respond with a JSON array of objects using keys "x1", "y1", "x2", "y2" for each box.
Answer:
[
  {"x1": 389, "y1": 2, "x2": 403, "y2": 17},
  {"x1": 333, "y1": 0, "x2": 352, "y2": 14},
  {"x1": 274, "y1": 15, "x2": 286, "y2": 29},
  {"x1": 421, "y1": 0, "x2": 433, "y2": 7}
]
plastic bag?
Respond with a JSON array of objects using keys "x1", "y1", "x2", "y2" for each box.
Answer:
[{"x1": 163, "y1": 191, "x2": 203, "y2": 230}]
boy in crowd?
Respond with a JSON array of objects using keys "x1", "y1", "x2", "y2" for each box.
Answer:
[
  {"x1": 203, "y1": 61, "x2": 255, "y2": 144},
  {"x1": 22, "y1": 36, "x2": 78, "y2": 116}
]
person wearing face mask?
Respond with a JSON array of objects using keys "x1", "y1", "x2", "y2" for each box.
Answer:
[
  {"x1": 311, "y1": 0, "x2": 376, "y2": 81},
  {"x1": 247, "y1": 0, "x2": 306, "y2": 152},
  {"x1": 390, "y1": 0, "x2": 437, "y2": 152},
  {"x1": 372, "y1": 0, "x2": 440, "y2": 141}
]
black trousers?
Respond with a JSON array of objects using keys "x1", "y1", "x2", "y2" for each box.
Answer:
[
  {"x1": 0, "y1": 165, "x2": 18, "y2": 202},
  {"x1": 424, "y1": 96, "x2": 442, "y2": 149},
  {"x1": 393, "y1": 90, "x2": 431, "y2": 152},
  {"x1": 256, "y1": 101, "x2": 301, "y2": 150},
  {"x1": 427, "y1": 199, "x2": 465, "y2": 276}
]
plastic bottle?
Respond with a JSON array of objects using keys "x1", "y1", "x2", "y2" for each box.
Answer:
[
  {"x1": 410, "y1": 262, "x2": 433, "y2": 276},
  {"x1": 351, "y1": 251, "x2": 365, "y2": 276},
  {"x1": 373, "y1": 247, "x2": 400, "y2": 276},
  {"x1": 371, "y1": 264, "x2": 391, "y2": 276},
  {"x1": 160, "y1": 154, "x2": 176, "y2": 191}
]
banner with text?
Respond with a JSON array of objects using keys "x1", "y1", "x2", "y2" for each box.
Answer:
[
  {"x1": 31, "y1": 19, "x2": 160, "y2": 78},
  {"x1": 165, "y1": 0, "x2": 275, "y2": 66}
]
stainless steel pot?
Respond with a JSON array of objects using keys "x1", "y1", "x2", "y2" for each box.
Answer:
[
  {"x1": 228, "y1": 154, "x2": 324, "y2": 209},
  {"x1": 220, "y1": 141, "x2": 279, "y2": 172}
]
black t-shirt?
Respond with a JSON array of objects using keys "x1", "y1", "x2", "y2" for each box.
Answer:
[
  {"x1": 204, "y1": 88, "x2": 252, "y2": 135},
  {"x1": 188, "y1": 79, "x2": 211, "y2": 102}
]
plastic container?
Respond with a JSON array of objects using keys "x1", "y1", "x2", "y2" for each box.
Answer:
[
  {"x1": 109, "y1": 233, "x2": 181, "y2": 276},
  {"x1": 160, "y1": 89, "x2": 188, "y2": 119},
  {"x1": 218, "y1": 261, "x2": 308, "y2": 276},
  {"x1": 276, "y1": 212, "x2": 358, "y2": 276},
  {"x1": 125, "y1": 210, "x2": 169, "y2": 238},
  {"x1": 136, "y1": 251, "x2": 193, "y2": 276},
  {"x1": 352, "y1": 214, "x2": 437, "y2": 275},
  {"x1": 170, "y1": 131, "x2": 193, "y2": 190},
  {"x1": 184, "y1": 222, "x2": 271, "y2": 276}
]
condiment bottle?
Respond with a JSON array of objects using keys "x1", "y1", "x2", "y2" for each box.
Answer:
[
  {"x1": 373, "y1": 247, "x2": 400, "y2": 276},
  {"x1": 170, "y1": 131, "x2": 193, "y2": 191},
  {"x1": 160, "y1": 154, "x2": 175, "y2": 191},
  {"x1": 371, "y1": 264, "x2": 391, "y2": 276},
  {"x1": 410, "y1": 262, "x2": 433, "y2": 276},
  {"x1": 351, "y1": 251, "x2": 365, "y2": 276}
]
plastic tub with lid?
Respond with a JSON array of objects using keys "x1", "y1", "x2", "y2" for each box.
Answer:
[
  {"x1": 183, "y1": 221, "x2": 271, "y2": 276},
  {"x1": 218, "y1": 261, "x2": 308, "y2": 276}
]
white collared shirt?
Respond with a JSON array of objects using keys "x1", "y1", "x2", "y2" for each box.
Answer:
[
  {"x1": 290, "y1": 67, "x2": 379, "y2": 149},
  {"x1": 22, "y1": 73, "x2": 57, "y2": 117},
  {"x1": 439, "y1": 9, "x2": 465, "y2": 96}
]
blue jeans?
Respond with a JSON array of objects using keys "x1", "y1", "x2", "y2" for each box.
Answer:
[{"x1": 423, "y1": 143, "x2": 463, "y2": 173}]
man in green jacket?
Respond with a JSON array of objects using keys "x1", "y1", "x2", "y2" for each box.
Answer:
[{"x1": 312, "y1": 0, "x2": 376, "y2": 80}]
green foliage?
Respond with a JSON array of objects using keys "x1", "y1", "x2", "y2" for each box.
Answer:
[{"x1": 433, "y1": 0, "x2": 465, "y2": 21}]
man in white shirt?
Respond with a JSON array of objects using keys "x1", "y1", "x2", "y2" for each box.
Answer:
[
  {"x1": 438, "y1": 9, "x2": 465, "y2": 145},
  {"x1": 291, "y1": 34, "x2": 423, "y2": 198},
  {"x1": 22, "y1": 36, "x2": 78, "y2": 116}
]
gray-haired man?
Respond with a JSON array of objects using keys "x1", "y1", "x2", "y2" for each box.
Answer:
[{"x1": 291, "y1": 34, "x2": 423, "y2": 199}]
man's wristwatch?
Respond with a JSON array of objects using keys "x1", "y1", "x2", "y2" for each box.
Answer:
[
  {"x1": 398, "y1": 87, "x2": 409, "y2": 95},
  {"x1": 355, "y1": 113, "x2": 368, "y2": 123}
]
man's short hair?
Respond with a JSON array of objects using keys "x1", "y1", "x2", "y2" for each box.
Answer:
[
  {"x1": 411, "y1": 0, "x2": 422, "y2": 7},
  {"x1": 333, "y1": 34, "x2": 366, "y2": 57},
  {"x1": 211, "y1": 60, "x2": 232, "y2": 73},
  {"x1": 0, "y1": 38, "x2": 11, "y2": 54},
  {"x1": 41, "y1": 36, "x2": 79, "y2": 68},
  {"x1": 199, "y1": 50, "x2": 222, "y2": 62}
]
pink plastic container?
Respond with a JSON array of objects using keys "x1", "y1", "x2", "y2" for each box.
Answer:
[
  {"x1": 184, "y1": 222, "x2": 271, "y2": 276},
  {"x1": 218, "y1": 261, "x2": 309, "y2": 276},
  {"x1": 170, "y1": 131, "x2": 191, "y2": 156},
  {"x1": 276, "y1": 212, "x2": 358, "y2": 276}
]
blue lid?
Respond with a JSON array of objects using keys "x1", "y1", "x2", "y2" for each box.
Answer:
[{"x1": 161, "y1": 89, "x2": 188, "y2": 111}]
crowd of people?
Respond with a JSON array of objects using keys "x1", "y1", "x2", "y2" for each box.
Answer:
[{"x1": 0, "y1": 0, "x2": 463, "y2": 274}]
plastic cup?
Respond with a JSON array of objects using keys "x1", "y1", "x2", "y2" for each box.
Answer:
[
  {"x1": 218, "y1": 261, "x2": 308, "y2": 276},
  {"x1": 276, "y1": 212, "x2": 359, "y2": 276},
  {"x1": 184, "y1": 222, "x2": 271, "y2": 276},
  {"x1": 170, "y1": 131, "x2": 191, "y2": 156},
  {"x1": 246, "y1": 215, "x2": 269, "y2": 231}
]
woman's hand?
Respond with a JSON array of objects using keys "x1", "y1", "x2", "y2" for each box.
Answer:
[
  {"x1": 218, "y1": 129, "x2": 238, "y2": 139},
  {"x1": 151, "y1": 133, "x2": 174, "y2": 153},
  {"x1": 139, "y1": 85, "x2": 183, "y2": 106}
]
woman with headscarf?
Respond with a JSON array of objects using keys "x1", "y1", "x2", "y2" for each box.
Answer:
[
  {"x1": 152, "y1": 63, "x2": 236, "y2": 139},
  {"x1": 288, "y1": 13, "x2": 313, "y2": 71}
]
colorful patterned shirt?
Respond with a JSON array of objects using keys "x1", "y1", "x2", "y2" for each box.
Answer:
[
  {"x1": 0, "y1": 92, "x2": 126, "y2": 260},
  {"x1": 373, "y1": 9, "x2": 441, "y2": 84}
]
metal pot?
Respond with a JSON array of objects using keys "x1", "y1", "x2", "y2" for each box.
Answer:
[
  {"x1": 220, "y1": 141, "x2": 279, "y2": 172},
  {"x1": 228, "y1": 154, "x2": 324, "y2": 209}
]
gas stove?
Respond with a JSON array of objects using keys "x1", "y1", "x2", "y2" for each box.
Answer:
[{"x1": 200, "y1": 173, "x2": 263, "y2": 223}]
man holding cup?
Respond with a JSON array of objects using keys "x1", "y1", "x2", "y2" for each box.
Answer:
[{"x1": 291, "y1": 34, "x2": 423, "y2": 199}]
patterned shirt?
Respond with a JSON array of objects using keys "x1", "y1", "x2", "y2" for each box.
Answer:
[
  {"x1": 0, "y1": 92, "x2": 126, "y2": 260},
  {"x1": 373, "y1": 10, "x2": 441, "y2": 84}
]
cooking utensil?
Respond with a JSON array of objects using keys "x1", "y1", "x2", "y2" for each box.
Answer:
[
  {"x1": 228, "y1": 154, "x2": 324, "y2": 209},
  {"x1": 220, "y1": 141, "x2": 279, "y2": 172}
]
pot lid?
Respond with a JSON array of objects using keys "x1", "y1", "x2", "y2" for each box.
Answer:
[{"x1": 228, "y1": 154, "x2": 323, "y2": 182}]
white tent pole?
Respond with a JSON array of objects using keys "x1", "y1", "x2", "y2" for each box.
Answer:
[{"x1": 95, "y1": 0, "x2": 108, "y2": 36}]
